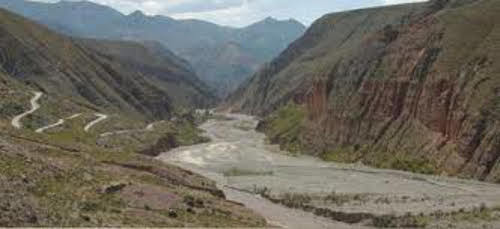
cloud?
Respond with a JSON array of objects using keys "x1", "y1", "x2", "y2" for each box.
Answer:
[
  {"x1": 384, "y1": 0, "x2": 428, "y2": 5},
  {"x1": 165, "y1": 0, "x2": 247, "y2": 14},
  {"x1": 32, "y1": 0, "x2": 428, "y2": 27},
  {"x1": 166, "y1": 0, "x2": 390, "y2": 27}
]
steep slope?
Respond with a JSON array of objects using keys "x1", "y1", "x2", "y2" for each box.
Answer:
[
  {"x1": 78, "y1": 39, "x2": 217, "y2": 111},
  {"x1": 0, "y1": 0, "x2": 306, "y2": 96},
  {"x1": 0, "y1": 9, "x2": 266, "y2": 227},
  {"x1": 182, "y1": 42, "x2": 261, "y2": 96},
  {"x1": 0, "y1": 8, "x2": 215, "y2": 120},
  {"x1": 227, "y1": 0, "x2": 500, "y2": 182},
  {"x1": 236, "y1": 17, "x2": 307, "y2": 60},
  {"x1": 0, "y1": 78, "x2": 264, "y2": 227}
]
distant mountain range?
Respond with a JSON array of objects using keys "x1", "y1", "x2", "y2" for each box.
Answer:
[
  {"x1": 0, "y1": 7, "x2": 215, "y2": 120},
  {"x1": 0, "y1": 0, "x2": 306, "y2": 96}
]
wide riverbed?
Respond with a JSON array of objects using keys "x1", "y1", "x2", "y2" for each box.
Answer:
[{"x1": 157, "y1": 114, "x2": 500, "y2": 228}]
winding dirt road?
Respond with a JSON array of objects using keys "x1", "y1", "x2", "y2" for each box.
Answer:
[
  {"x1": 84, "y1": 113, "x2": 108, "y2": 132},
  {"x1": 35, "y1": 113, "x2": 82, "y2": 133},
  {"x1": 99, "y1": 120, "x2": 164, "y2": 137},
  {"x1": 35, "y1": 119, "x2": 64, "y2": 133},
  {"x1": 11, "y1": 92, "x2": 43, "y2": 129}
]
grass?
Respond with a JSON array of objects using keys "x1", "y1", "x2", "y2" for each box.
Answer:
[
  {"x1": 222, "y1": 167, "x2": 274, "y2": 177},
  {"x1": 0, "y1": 135, "x2": 265, "y2": 227},
  {"x1": 372, "y1": 213, "x2": 429, "y2": 228},
  {"x1": 372, "y1": 205, "x2": 500, "y2": 228},
  {"x1": 321, "y1": 146, "x2": 436, "y2": 175},
  {"x1": 0, "y1": 106, "x2": 266, "y2": 227},
  {"x1": 174, "y1": 119, "x2": 210, "y2": 146},
  {"x1": 362, "y1": 149, "x2": 436, "y2": 175},
  {"x1": 320, "y1": 146, "x2": 364, "y2": 163},
  {"x1": 387, "y1": 156, "x2": 436, "y2": 175},
  {"x1": 324, "y1": 191, "x2": 369, "y2": 206},
  {"x1": 253, "y1": 186, "x2": 500, "y2": 228},
  {"x1": 257, "y1": 102, "x2": 437, "y2": 175},
  {"x1": 279, "y1": 193, "x2": 312, "y2": 208},
  {"x1": 257, "y1": 103, "x2": 306, "y2": 155}
]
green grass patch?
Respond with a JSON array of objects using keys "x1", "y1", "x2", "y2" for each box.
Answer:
[
  {"x1": 320, "y1": 146, "x2": 364, "y2": 163},
  {"x1": 364, "y1": 150, "x2": 436, "y2": 175},
  {"x1": 222, "y1": 167, "x2": 274, "y2": 177},
  {"x1": 174, "y1": 119, "x2": 210, "y2": 146},
  {"x1": 257, "y1": 103, "x2": 306, "y2": 155},
  {"x1": 321, "y1": 146, "x2": 436, "y2": 175}
]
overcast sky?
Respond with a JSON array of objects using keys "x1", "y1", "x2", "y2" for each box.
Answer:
[{"x1": 33, "y1": 0, "x2": 427, "y2": 27}]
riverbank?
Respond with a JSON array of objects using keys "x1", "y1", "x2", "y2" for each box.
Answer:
[
  {"x1": 158, "y1": 113, "x2": 500, "y2": 228},
  {"x1": 0, "y1": 112, "x2": 267, "y2": 227}
]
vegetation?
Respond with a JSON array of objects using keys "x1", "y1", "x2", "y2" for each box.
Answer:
[
  {"x1": 320, "y1": 146, "x2": 364, "y2": 163},
  {"x1": 227, "y1": 0, "x2": 500, "y2": 181},
  {"x1": 258, "y1": 101, "x2": 438, "y2": 175},
  {"x1": 0, "y1": 110, "x2": 267, "y2": 227},
  {"x1": 324, "y1": 191, "x2": 369, "y2": 206},
  {"x1": 322, "y1": 147, "x2": 436, "y2": 175},
  {"x1": 222, "y1": 167, "x2": 273, "y2": 177},
  {"x1": 0, "y1": 54, "x2": 261, "y2": 227},
  {"x1": 371, "y1": 205, "x2": 500, "y2": 228},
  {"x1": 257, "y1": 103, "x2": 306, "y2": 155},
  {"x1": 250, "y1": 186, "x2": 500, "y2": 228}
]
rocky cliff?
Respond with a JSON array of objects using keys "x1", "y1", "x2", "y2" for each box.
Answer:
[{"x1": 227, "y1": 0, "x2": 500, "y2": 182}]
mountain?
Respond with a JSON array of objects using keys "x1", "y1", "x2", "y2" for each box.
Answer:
[
  {"x1": 0, "y1": 7, "x2": 216, "y2": 120},
  {"x1": 0, "y1": 0, "x2": 307, "y2": 96},
  {"x1": 0, "y1": 8, "x2": 266, "y2": 227},
  {"x1": 78, "y1": 39, "x2": 216, "y2": 112},
  {"x1": 226, "y1": 0, "x2": 500, "y2": 182}
]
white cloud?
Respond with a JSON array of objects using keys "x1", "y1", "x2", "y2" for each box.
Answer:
[
  {"x1": 384, "y1": 0, "x2": 428, "y2": 5},
  {"x1": 31, "y1": 0, "x2": 428, "y2": 27}
]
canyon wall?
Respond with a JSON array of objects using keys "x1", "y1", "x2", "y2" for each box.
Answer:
[{"x1": 228, "y1": 0, "x2": 500, "y2": 181}]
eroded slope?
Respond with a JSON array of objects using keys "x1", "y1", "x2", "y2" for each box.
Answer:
[{"x1": 227, "y1": 0, "x2": 500, "y2": 181}]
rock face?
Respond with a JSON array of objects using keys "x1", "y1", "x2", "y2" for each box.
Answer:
[
  {"x1": 227, "y1": 0, "x2": 500, "y2": 182},
  {"x1": 0, "y1": 8, "x2": 216, "y2": 119},
  {"x1": 0, "y1": 0, "x2": 306, "y2": 96}
]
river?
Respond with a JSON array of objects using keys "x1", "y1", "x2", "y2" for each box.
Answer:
[{"x1": 157, "y1": 114, "x2": 500, "y2": 228}]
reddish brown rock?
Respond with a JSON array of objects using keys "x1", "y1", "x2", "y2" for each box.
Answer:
[{"x1": 227, "y1": 0, "x2": 500, "y2": 182}]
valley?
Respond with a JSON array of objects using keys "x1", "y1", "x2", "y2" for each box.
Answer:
[
  {"x1": 0, "y1": 5, "x2": 266, "y2": 227},
  {"x1": 1, "y1": 0, "x2": 499, "y2": 228},
  {"x1": 0, "y1": 0, "x2": 306, "y2": 96},
  {"x1": 159, "y1": 113, "x2": 500, "y2": 228}
]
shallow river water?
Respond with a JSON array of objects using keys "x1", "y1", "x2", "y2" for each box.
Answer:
[{"x1": 157, "y1": 114, "x2": 500, "y2": 228}]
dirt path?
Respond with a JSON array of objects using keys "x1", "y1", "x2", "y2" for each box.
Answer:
[
  {"x1": 99, "y1": 120, "x2": 164, "y2": 137},
  {"x1": 158, "y1": 114, "x2": 500, "y2": 229},
  {"x1": 84, "y1": 113, "x2": 108, "y2": 132},
  {"x1": 11, "y1": 92, "x2": 43, "y2": 129},
  {"x1": 35, "y1": 113, "x2": 82, "y2": 133},
  {"x1": 35, "y1": 119, "x2": 64, "y2": 133}
]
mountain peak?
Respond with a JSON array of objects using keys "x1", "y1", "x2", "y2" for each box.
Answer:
[
  {"x1": 254, "y1": 16, "x2": 304, "y2": 27},
  {"x1": 245, "y1": 16, "x2": 305, "y2": 31},
  {"x1": 58, "y1": 0, "x2": 101, "y2": 8},
  {"x1": 263, "y1": 16, "x2": 278, "y2": 22},
  {"x1": 128, "y1": 10, "x2": 146, "y2": 17}
]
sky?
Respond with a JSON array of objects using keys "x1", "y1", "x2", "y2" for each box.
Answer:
[{"x1": 33, "y1": 0, "x2": 428, "y2": 27}]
